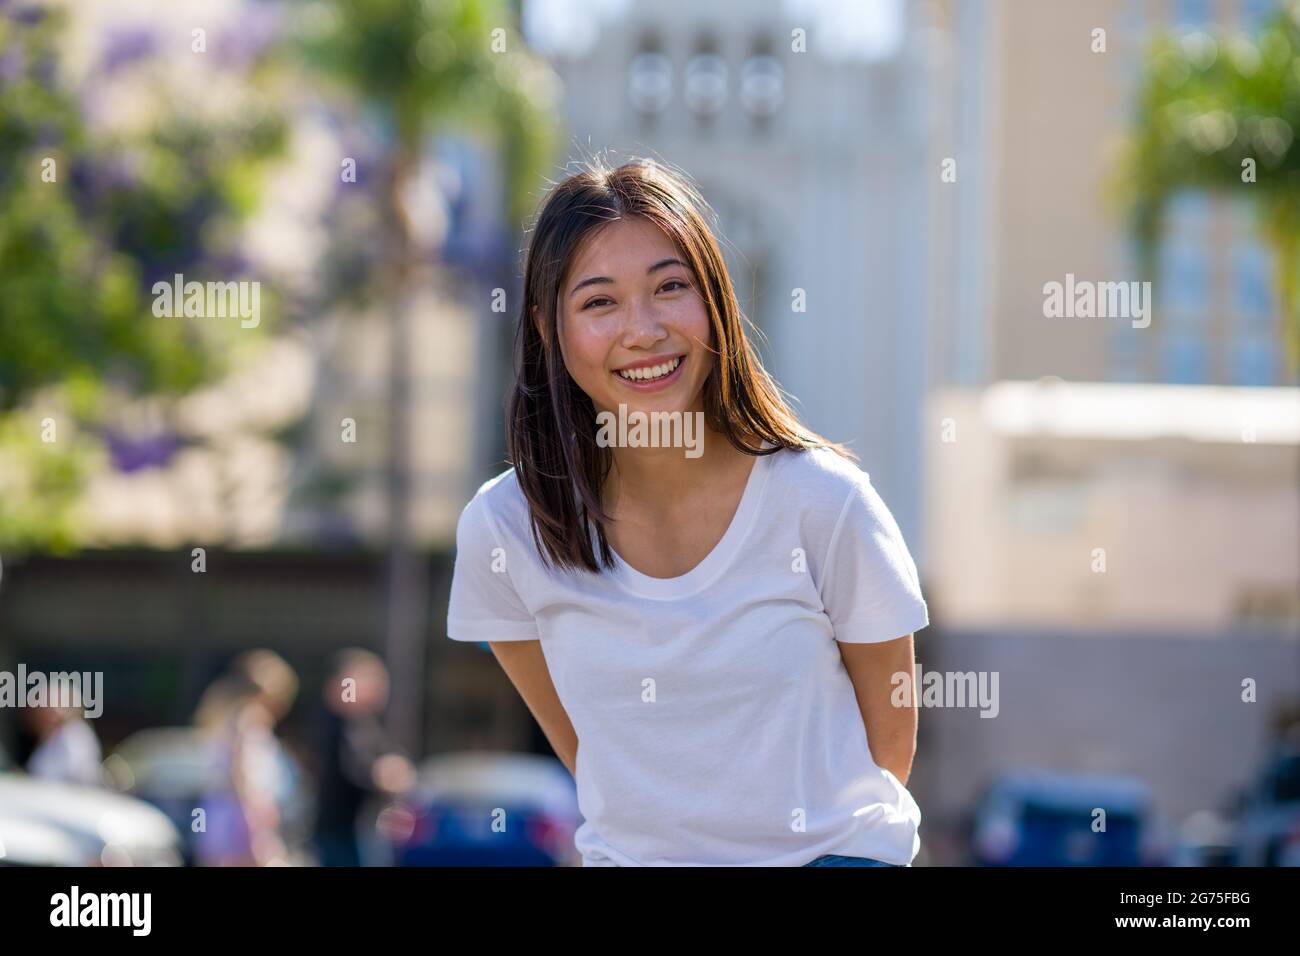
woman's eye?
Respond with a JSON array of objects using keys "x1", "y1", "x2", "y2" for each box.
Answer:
[{"x1": 583, "y1": 281, "x2": 686, "y2": 310}]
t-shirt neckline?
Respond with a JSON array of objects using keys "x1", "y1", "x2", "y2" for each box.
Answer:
[{"x1": 601, "y1": 444, "x2": 776, "y2": 600}]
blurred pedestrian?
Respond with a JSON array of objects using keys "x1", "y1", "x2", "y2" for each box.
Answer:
[
  {"x1": 228, "y1": 649, "x2": 302, "y2": 850},
  {"x1": 309, "y1": 648, "x2": 414, "y2": 866},
  {"x1": 24, "y1": 698, "x2": 102, "y2": 787},
  {"x1": 192, "y1": 665, "x2": 293, "y2": 867}
]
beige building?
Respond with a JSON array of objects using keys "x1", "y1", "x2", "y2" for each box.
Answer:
[
  {"x1": 927, "y1": 380, "x2": 1299, "y2": 633},
  {"x1": 927, "y1": 0, "x2": 1293, "y2": 390},
  {"x1": 920, "y1": 0, "x2": 1299, "y2": 633}
]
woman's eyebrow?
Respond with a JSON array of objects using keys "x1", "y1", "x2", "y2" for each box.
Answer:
[{"x1": 568, "y1": 258, "x2": 690, "y2": 298}]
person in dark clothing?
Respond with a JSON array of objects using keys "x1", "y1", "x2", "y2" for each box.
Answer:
[{"x1": 309, "y1": 649, "x2": 415, "y2": 866}]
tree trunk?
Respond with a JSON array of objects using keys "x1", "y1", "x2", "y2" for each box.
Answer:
[{"x1": 383, "y1": 142, "x2": 426, "y2": 757}]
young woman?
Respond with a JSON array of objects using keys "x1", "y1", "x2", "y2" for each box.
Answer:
[{"x1": 447, "y1": 158, "x2": 929, "y2": 867}]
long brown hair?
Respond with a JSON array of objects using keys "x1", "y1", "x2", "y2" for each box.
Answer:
[{"x1": 507, "y1": 156, "x2": 854, "y2": 573}]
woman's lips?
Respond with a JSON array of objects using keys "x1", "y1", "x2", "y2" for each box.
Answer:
[{"x1": 611, "y1": 355, "x2": 687, "y2": 392}]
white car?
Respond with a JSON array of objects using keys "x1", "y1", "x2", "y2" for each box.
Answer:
[{"x1": 0, "y1": 773, "x2": 184, "y2": 866}]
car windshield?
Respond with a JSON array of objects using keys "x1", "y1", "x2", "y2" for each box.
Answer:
[
  {"x1": 1024, "y1": 803, "x2": 1138, "y2": 826},
  {"x1": 1022, "y1": 803, "x2": 1141, "y2": 848}
]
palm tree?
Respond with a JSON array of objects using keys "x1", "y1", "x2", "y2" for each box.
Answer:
[
  {"x1": 296, "y1": 0, "x2": 557, "y2": 752},
  {"x1": 1116, "y1": 0, "x2": 1300, "y2": 380}
]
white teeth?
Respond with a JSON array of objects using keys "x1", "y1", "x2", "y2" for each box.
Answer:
[{"x1": 618, "y1": 356, "x2": 681, "y2": 382}]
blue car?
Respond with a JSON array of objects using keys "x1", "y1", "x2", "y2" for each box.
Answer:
[
  {"x1": 970, "y1": 769, "x2": 1163, "y2": 866},
  {"x1": 384, "y1": 751, "x2": 582, "y2": 867}
]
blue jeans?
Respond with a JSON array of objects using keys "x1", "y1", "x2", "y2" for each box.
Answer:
[{"x1": 803, "y1": 854, "x2": 905, "y2": 867}]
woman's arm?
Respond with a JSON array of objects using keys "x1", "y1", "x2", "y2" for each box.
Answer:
[
  {"x1": 837, "y1": 633, "x2": 918, "y2": 786},
  {"x1": 488, "y1": 640, "x2": 580, "y2": 777}
]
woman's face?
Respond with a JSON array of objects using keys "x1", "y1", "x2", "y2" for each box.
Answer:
[{"x1": 552, "y1": 216, "x2": 712, "y2": 420}]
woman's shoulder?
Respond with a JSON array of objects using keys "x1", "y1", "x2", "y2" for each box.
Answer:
[
  {"x1": 768, "y1": 442, "x2": 873, "y2": 506},
  {"x1": 468, "y1": 463, "x2": 524, "y2": 506},
  {"x1": 456, "y1": 464, "x2": 531, "y2": 544}
]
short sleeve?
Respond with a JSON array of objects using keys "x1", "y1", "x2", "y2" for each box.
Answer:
[
  {"x1": 818, "y1": 475, "x2": 929, "y2": 644},
  {"x1": 446, "y1": 493, "x2": 541, "y2": 643}
]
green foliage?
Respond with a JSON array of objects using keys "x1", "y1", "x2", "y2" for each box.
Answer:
[
  {"x1": 0, "y1": 408, "x2": 97, "y2": 554},
  {"x1": 294, "y1": 0, "x2": 556, "y2": 229},
  {"x1": 0, "y1": 9, "x2": 286, "y2": 411},
  {"x1": 1115, "y1": 1, "x2": 1300, "y2": 378},
  {"x1": 0, "y1": 6, "x2": 287, "y2": 551}
]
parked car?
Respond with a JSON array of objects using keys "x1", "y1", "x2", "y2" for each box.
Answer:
[
  {"x1": 383, "y1": 751, "x2": 581, "y2": 866},
  {"x1": 0, "y1": 772, "x2": 183, "y2": 866},
  {"x1": 969, "y1": 769, "x2": 1163, "y2": 866},
  {"x1": 1234, "y1": 740, "x2": 1300, "y2": 866}
]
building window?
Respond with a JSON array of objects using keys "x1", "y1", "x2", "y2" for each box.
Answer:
[
  {"x1": 1231, "y1": 242, "x2": 1273, "y2": 327},
  {"x1": 1161, "y1": 332, "x2": 1209, "y2": 383},
  {"x1": 684, "y1": 52, "x2": 728, "y2": 118},
  {"x1": 740, "y1": 54, "x2": 783, "y2": 121},
  {"x1": 1159, "y1": 240, "x2": 1211, "y2": 323},
  {"x1": 628, "y1": 50, "x2": 673, "y2": 116},
  {"x1": 1229, "y1": 336, "x2": 1278, "y2": 385},
  {"x1": 1154, "y1": 192, "x2": 1214, "y2": 383},
  {"x1": 1228, "y1": 199, "x2": 1280, "y2": 385}
]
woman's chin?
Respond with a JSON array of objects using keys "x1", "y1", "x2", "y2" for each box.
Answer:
[
  {"x1": 595, "y1": 401, "x2": 686, "y2": 421},
  {"x1": 593, "y1": 391, "x2": 709, "y2": 454}
]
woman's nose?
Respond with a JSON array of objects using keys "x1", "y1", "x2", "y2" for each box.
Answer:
[{"x1": 621, "y1": 299, "x2": 668, "y2": 348}]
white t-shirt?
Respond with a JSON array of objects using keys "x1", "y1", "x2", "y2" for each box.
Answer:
[
  {"x1": 446, "y1": 444, "x2": 930, "y2": 866},
  {"x1": 27, "y1": 719, "x2": 103, "y2": 787}
]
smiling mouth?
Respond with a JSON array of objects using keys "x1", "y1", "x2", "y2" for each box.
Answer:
[{"x1": 614, "y1": 355, "x2": 684, "y2": 383}]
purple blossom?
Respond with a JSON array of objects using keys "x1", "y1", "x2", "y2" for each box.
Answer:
[
  {"x1": 104, "y1": 430, "x2": 182, "y2": 473},
  {"x1": 67, "y1": 154, "x2": 143, "y2": 217},
  {"x1": 99, "y1": 27, "x2": 157, "y2": 76},
  {"x1": 0, "y1": 47, "x2": 25, "y2": 84},
  {"x1": 211, "y1": 2, "x2": 285, "y2": 71},
  {"x1": 11, "y1": 4, "x2": 48, "y2": 26}
]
